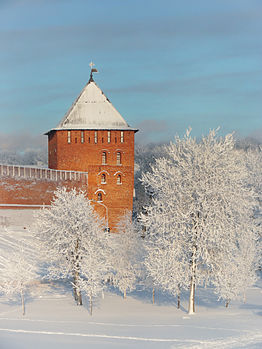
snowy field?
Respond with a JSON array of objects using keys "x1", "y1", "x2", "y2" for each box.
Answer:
[{"x1": 0, "y1": 210, "x2": 262, "y2": 349}]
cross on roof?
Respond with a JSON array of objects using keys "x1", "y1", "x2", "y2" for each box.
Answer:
[{"x1": 89, "y1": 61, "x2": 95, "y2": 69}]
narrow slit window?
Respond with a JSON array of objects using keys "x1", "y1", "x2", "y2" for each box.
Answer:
[
  {"x1": 67, "y1": 131, "x2": 71, "y2": 144},
  {"x1": 88, "y1": 137, "x2": 90, "y2": 143},
  {"x1": 115, "y1": 137, "x2": 117, "y2": 143},
  {"x1": 102, "y1": 152, "x2": 107, "y2": 165},
  {"x1": 102, "y1": 137, "x2": 104, "y2": 143},
  {"x1": 108, "y1": 131, "x2": 111, "y2": 143},
  {"x1": 101, "y1": 174, "x2": 106, "y2": 184},
  {"x1": 98, "y1": 192, "x2": 102, "y2": 202},
  {"x1": 116, "y1": 152, "x2": 121, "y2": 165},
  {"x1": 94, "y1": 131, "x2": 98, "y2": 144},
  {"x1": 117, "y1": 174, "x2": 122, "y2": 184},
  {"x1": 81, "y1": 131, "x2": 84, "y2": 143},
  {"x1": 120, "y1": 131, "x2": 124, "y2": 143}
]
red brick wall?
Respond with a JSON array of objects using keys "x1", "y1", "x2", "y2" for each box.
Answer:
[
  {"x1": 0, "y1": 176, "x2": 88, "y2": 207},
  {"x1": 48, "y1": 130, "x2": 135, "y2": 230}
]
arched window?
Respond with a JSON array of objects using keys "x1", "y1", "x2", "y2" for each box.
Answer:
[
  {"x1": 102, "y1": 152, "x2": 107, "y2": 165},
  {"x1": 117, "y1": 174, "x2": 122, "y2": 184},
  {"x1": 101, "y1": 174, "x2": 106, "y2": 184},
  {"x1": 116, "y1": 152, "x2": 121, "y2": 165},
  {"x1": 97, "y1": 192, "x2": 102, "y2": 202}
]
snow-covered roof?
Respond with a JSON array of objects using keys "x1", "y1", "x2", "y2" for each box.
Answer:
[{"x1": 46, "y1": 79, "x2": 137, "y2": 134}]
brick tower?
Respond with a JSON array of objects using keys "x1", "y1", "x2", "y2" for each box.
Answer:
[{"x1": 45, "y1": 66, "x2": 138, "y2": 231}]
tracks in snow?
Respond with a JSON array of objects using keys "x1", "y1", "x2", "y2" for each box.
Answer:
[{"x1": 0, "y1": 327, "x2": 261, "y2": 348}]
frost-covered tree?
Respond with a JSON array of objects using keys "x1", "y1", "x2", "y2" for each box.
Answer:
[
  {"x1": 145, "y1": 239, "x2": 190, "y2": 308},
  {"x1": 35, "y1": 187, "x2": 110, "y2": 307},
  {"x1": 134, "y1": 144, "x2": 166, "y2": 217},
  {"x1": 0, "y1": 248, "x2": 38, "y2": 315},
  {"x1": 110, "y1": 212, "x2": 143, "y2": 298},
  {"x1": 213, "y1": 248, "x2": 257, "y2": 308},
  {"x1": 141, "y1": 129, "x2": 258, "y2": 314}
]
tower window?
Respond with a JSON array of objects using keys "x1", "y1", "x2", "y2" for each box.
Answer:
[
  {"x1": 88, "y1": 137, "x2": 90, "y2": 143},
  {"x1": 75, "y1": 137, "x2": 77, "y2": 143},
  {"x1": 94, "y1": 131, "x2": 97, "y2": 144},
  {"x1": 120, "y1": 131, "x2": 124, "y2": 143},
  {"x1": 67, "y1": 131, "x2": 71, "y2": 144},
  {"x1": 108, "y1": 131, "x2": 111, "y2": 143},
  {"x1": 115, "y1": 137, "x2": 117, "y2": 143},
  {"x1": 101, "y1": 174, "x2": 106, "y2": 184},
  {"x1": 102, "y1": 137, "x2": 104, "y2": 143},
  {"x1": 116, "y1": 152, "x2": 121, "y2": 165},
  {"x1": 102, "y1": 152, "x2": 107, "y2": 165},
  {"x1": 97, "y1": 192, "x2": 102, "y2": 202},
  {"x1": 117, "y1": 174, "x2": 122, "y2": 184},
  {"x1": 81, "y1": 131, "x2": 84, "y2": 143}
]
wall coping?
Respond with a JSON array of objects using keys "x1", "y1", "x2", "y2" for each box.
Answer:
[{"x1": 0, "y1": 164, "x2": 88, "y2": 183}]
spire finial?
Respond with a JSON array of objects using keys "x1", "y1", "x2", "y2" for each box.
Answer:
[{"x1": 89, "y1": 61, "x2": 98, "y2": 82}]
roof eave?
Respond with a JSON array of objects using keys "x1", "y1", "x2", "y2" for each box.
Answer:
[{"x1": 44, "y1": 127, "x2": 139, "y2": 135}]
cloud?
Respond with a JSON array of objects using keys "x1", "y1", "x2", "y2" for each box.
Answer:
[
  {"x1": 1, "y1": 4, "x2": 261, "y2": 69},
  {"x1": 249, "y1": 128, "x2": 262, "y2": 143},
  {"x1": 135, "y1": 119, "x2": 172, "y2": 144},
  {"x1": 109, "y1": 70, "x2": 262, "y2": 97},
  {"x1": 0, "y1": 131, "x2": 47, "y2": 153}
]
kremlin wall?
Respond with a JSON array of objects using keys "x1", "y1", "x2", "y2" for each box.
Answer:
[{"x1": 0, "y1": 68, "x2": 137, "y2": 231}]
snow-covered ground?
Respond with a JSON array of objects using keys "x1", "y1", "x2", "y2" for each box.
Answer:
[{"x1": 0, "y1": 210, "x2": 262, "y2": 349}]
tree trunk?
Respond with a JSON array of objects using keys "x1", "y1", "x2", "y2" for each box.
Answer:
[
  {"x1": 188, "y1": 251, "x2": 196, "y2": 314},
  {"x1": 177, "y1": 293, "x2": 180, "y2": 309},
  {"x1": 76, "y1": 287, "x2": 82, "y2": 306},
  {"x1": 73, "y1": 238, "x2": 82, "y2": 305},
  {"x1": 123, "y1": 289, "x2": 126, "y2": 299},
  {"x1": 90, "y1": 294, "x2": 93, "y2": 316},
  {"x1": 20, "y1": 290, "x2": 25, "y2": 316},
  {"x1": 225, "y1": 300, "x2": 230, "y2": 308},
  {"x1": 188, "y1": 216, "x2": 197, "y2": 315},
  {"x1": 243, "y1": 292, "x2": 246, "y2": 304},
  {"x1": 73, "y1": 272, "x2": 82, "y2": 305},
  {"x1": 152, "y1": 288, "x2": 155, "y2": 305},
  {"x1": 188, "y1": 276, "x2": 195, "y2": 314},
  {"x1": 193, "y1": 282, "x2": 196, "y2": 313}
]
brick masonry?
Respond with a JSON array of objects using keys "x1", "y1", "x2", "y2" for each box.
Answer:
[
  {"x1": 0, "y1": 176, "x2": 87, "y2": 207},
  {"x1": 48, "y1": 129, "x2": 135, "y2": 230},
  {"x1": 0, "y1": 129, "x2": 135, "y2": 231},
  {"x1": 0, "y1": 165, "x2": 88, "y2": 208}
]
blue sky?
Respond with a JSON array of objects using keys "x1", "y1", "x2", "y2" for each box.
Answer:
[{"x1": 0, "y1": 0, "x2": 261, "y2": 148}]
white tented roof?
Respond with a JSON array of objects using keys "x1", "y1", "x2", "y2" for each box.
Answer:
[{"x1": 46, "y1": 80, "x2": 137, "y2": 133}]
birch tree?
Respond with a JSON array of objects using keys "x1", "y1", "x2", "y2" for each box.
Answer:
[
  {"x1": 141, "y1": 129, "x2": 258, "y2": 314},
  {"x1": 35, "y1": 187, "x2": 109, "y2": 306}
]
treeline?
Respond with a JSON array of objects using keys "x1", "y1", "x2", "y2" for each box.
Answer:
[{"x1": 0, "y1": 149, "x2": 47, "y2": 167}]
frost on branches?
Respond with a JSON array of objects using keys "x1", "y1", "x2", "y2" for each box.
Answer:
[
  {"x1": 0, "y1": 247, "x2": 38, "y2": 315},
  {"x1": 35, "y1": 187, "x2": 111, "y2": 311},
  {"x1": 110, "y1": 212, "x2": 143, "y2": 299},
  {"x1": 140, "y1": 129, "x2": 258, "y2": 314}
]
